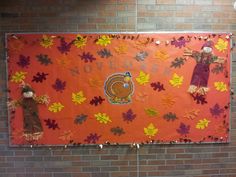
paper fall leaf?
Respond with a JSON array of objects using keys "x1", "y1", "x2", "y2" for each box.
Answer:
[
  {"x1": 155, "y1": 49, "x2": 169, "y2": 61},
  {"x1": 214, "y1": 82, "x2": 227, "y2": 92},
  {"x1": 145, "y1": 108, "x2": 159, "y2": 117},
  {"x1": 114, "y1": 43, "x2": 128, "y2": 54},
  {"x1": 136, "y1": 71, "x2": 150, "y2": 85},
  {"x1": 96, "y1": 35, "x2": 112, "y2": 46},
  {"x1": 144, "y1": 123, "x2": 158, "y2": 138},
  {"x1": 72, "y1": 91, "x2": 86, "y2": 105},
  {"x1": 11, "y1": 71, "x2": 27, "y2": 83},
  {"x1": 169, "y1": 73, "x2": 183, "y2": 88},
  {"x1": 215, "y1": 38, "x2": 228, "y2": 52},
  {"x1": 196, "y1": 118, "x2": 210, "y2": 130},
  {"x1": 74, "y1": 34, "x2": 87, "y2": 48},
  {"x1": 184, "y1": 109, "x2": 200, "y2": 120},
  {"x1": 59, "y1": 130, "x2": 73, "y2": 141},
  {"x1": 94, "y1": 113, "x2": 112, "y2": 124},
  {"x1": 161, "y1": 94, "x2": 175, "y2": 108},
  {"x1": 40, "y1": 35, "x2": 54, "y2": 48},
  {"x1": 48, "y1": 102, "x2": 64, "y2": 113}
]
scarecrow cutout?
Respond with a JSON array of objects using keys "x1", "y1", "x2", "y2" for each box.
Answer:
[
  {"x1": 184, "y1": 41, "x2": 225, "y2": 95},
  {"x1": 8, "y1": 83, "x2": 49, "y2": 141}
]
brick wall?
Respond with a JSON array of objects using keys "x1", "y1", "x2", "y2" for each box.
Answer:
[{"x1": 0, "y1": 0, "x2": 236, "y2": 176}]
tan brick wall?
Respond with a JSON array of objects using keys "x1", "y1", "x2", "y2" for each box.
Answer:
[{"x1": 0, "y1": 0, "x2": 236, "y2": 177}]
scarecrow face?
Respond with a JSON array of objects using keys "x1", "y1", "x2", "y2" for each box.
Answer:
[
  {"x1": 23, "y1": 91, "x2": 34, "y2": 98},
  {"x1": 203, "y1": 46, "x2": 212, "y2": 54}
]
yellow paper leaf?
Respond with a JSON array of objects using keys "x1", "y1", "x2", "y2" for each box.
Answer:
[
  {"x1": 10, "y1": 71, "x2": 27, "y2": 83},
  {"x1": 74, "y1": 34, "x2": 87, "y2": 48},
  {"x1": 136, "y1": 71, "x2": 150, "y2": 85},
  {"x1": 169, "y1": 73, "x2": 183, "y2": 88},
  {"x1": 215, "y1": 38, "x2": 228, "y2": 52},
  {"x1": 94, "y1": 113, "x2": 112, "y2": 124},
  {"x1": 40, "y1": 35, "x2": 54, "y2": 48},
  {"x1": 214, "y1": 82, "x2": 227, "y2": 92},
  {"x1": 72, "y1": 91, "x2": 86, "y2": 105},
  {"x1": 96, "y1": 35, "x2": 112, "y2": 46},
  {"x1": 196, "y1": 118, "x2": 210, "y2": 130},
  {"x1": 145, "y1": 108, "x2": 159, "y2": 117},
  {"x1": 144, "y1": 123, "x2": 158, "y2": 138},
  {"x1": 48, "y1": 102, "x2": 64, "y2": 113}
]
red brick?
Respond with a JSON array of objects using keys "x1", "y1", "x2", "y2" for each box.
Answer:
[
  {"x1": 88, "y1": 18, "x2": 106, "y2": 23},
  {"x1": 101, "y1": 155, "x2": 118, "y2": 160},
  {"x1": 148, "y1": 160, "x2": 165, "y2": 165},
  {"x1": 167, "y1": 148, "x2": 184, "y2": 153},
  {"x1": 203, "y1": 169, "x2": 219, "y2": 174},
  {"x1": 140, "y1": 165, "x2": 158, "y2": 171},
  {"x1": 176, "y1": 154, "x2": 193, "y2": 158},
  {"x1": 111, "y1": 161, "x2": 128, "y2": 166},
  {"x1": 110, "y1": 172, "x2": 129, "y2": 177},
  {"x1": 158, "y1": 165, "x2": 176, "y2": 170}
]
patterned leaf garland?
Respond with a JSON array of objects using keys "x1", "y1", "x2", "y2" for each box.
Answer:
[
  {"x1": 48, "y1": 102, "x2": 64, "y2": 113},
  {"x1": 171, "y1": 36, "x2": 188, "y2": 48},
  {"x1": 17, "y1": 55, "x2": 30, "y2": 68},
  {"x1": 176, "y1": 123, "x2": 190, "y2": 136},
  {"x1": 36, "y1": 54, "x2": 52, "y2": 65},
  {"x1": 144, "y1": 123, "x2": 158, "y2": 138},
  {"x1": 145, "y1": 108, "x2": 159, "y2": 117},
  {"x1": 32, "y1": 72, "x2": 48, "y2": 83},
  {"x1": 196, "y1": 118, "x2": 210, "y2": 130},
  {"x1": 111, "y1": 127, "x2": 125, "y2": 136},
  {"x1": 44, "y1": 119, "x2": 59, "y2": 130},
  {"x1": 10, "y1": 71, "x2": 27, "y2": 83},
  {"x1": 163, "y1": 112, "x2": 178, "y2": 121},
  {"x1": 170, "y1": 57, "x2": 186, "y2": 68},
  {"x1": 74, "y1": 114, "x2": 88, "y2": 125},
  {"x1": 84, "y1": 133, "x2": 101, "y2": 144},
  {"x1": 122, "y1": 109, "x2": 136, "y2": 123},
  {"x1": 94, "y1": 113, "x2": 112, "y2": 124}
]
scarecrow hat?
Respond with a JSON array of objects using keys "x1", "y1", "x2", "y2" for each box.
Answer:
[
  {"x1": 201, "y1": 40, "x2": 214, "y2": 49},
  {"x1": 21, "y1": 85, "x2": 35, "y2": 94}
]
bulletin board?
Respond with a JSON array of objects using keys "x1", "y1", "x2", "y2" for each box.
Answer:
[{"x1": 6, "y1": 32, "x2": 231, "y2": 146}]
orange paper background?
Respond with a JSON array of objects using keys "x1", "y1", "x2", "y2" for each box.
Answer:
[{"x1": 7, "y1": 33, "x2": 230, "y2": 146}]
